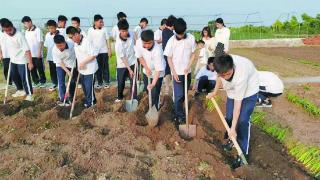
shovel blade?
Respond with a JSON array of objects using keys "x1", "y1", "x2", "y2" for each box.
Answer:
[
  {"x1": 125, "y1": 99, "x2": 138, "y2": 112},
  {"x1": 179, "y1": 124, "x2": 197, "y2": 139},
  {"x1": 146, "y1": 106, "x2": 159, "y2": 127}
]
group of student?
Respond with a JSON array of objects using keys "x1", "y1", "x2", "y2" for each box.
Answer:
[{"x1": 0, "y1": 12, "x2": 284, "y2": 168}]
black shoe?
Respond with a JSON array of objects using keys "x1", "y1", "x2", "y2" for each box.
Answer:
[
  {"x1": 232, "y1": 155, "x2": 244, "y2": 169},
  {"x1": 222, "y1": 139, "x2": 234, "y2": 152},
  {"x1": 174, "y1": 117, "x2": 184, "y2": 129},
  {"x1": 194, "y1": 92, "x2": 200, "y2": 97},
  {"x1": 224, "y1": 131, "x2": 229, "y2": 139}
]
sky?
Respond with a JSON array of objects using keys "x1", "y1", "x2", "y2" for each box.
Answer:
[{"x1": 0, "y1": 0, "x2": 319, "y2": 30}]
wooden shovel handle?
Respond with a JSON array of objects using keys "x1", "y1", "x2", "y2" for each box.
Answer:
[{"x1": 69, "y1": 73, "x2": 81, "y2": 119}]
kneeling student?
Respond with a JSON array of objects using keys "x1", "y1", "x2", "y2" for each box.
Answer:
[
  {"x1": 67, "y1": 26, "x2": 98, "y2": 108},
  {"x1": 256, "y1": 71, "x2": 284, "y2": 108},
  {"x1": 52, "y1": 34, "x2": 77, "y2": 106},
  {"x1": 135, "y1": 30, "x2": 166, "y2": 110},
  {"x1": 193, "y1": 57, "x2": 217, "y2": 95},
  {"x1": 207, "y1": 54, "x2": 259, "y2": 168}
]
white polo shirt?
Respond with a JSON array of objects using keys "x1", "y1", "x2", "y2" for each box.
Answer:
[
  {"x1": 57, "y1": 27, "x2": 67, "y2": 37},
  {"x1": 44, "y1": 31, "x2": 60, "y2": 61},
  {"x1": 258, "y1": 71, "x2": 284, "y2": 94},
  {"x1": 154, "y1": 28, "x2": 162, "y2": 44},
  {"x1": 115, "y1": 32, "x2": 136, "y2": 68},
  {"x1": 4, "y1": 31, "x2": 30, "y2": 64},
  {"x1": 74, "y1": 36, "x2": 98, "y2": 75},
  {"x1": 163, "y1": 33, "x2": 196, "y2": 75},
  {"x1": 52, "y1": 41, "x2": 77, "y2": 68},
  {"x1": 0, "y1": 31, "x2": 10, "y2": 58},
  {"x1": 25, "y1": 26, "x2": 43, "y2": 58},
  {"x1": 198, "y1": 48, "x2": 207, "y2": 65},
  {"x1": 215, "y1": 27, "x2": 230, "y2": 52},
  {"x1": 87, "y1": 27, "x2": 109, "y2": 54},
  {"x1": 195, "y1": 66, "x2": 217, "y2": 81},
  {"x1": 220, "y1": 55, "x2": 259, "y2": 101},
  {"x1": 111, "y1": 25, "x2": 119, "y2": 40},
  {"x1": 135, "y1": 39, "x2": 166, "y2": 78}
]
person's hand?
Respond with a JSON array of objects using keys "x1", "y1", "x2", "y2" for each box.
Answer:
[
  {"x1": 145, "y1": 68, "x2": 152, "y2": 77},
  {"x1": 66, "y1": 70, "x2": 72, "y2": 77},
  {"x1": 37, "y1": 52, "x2": 42, "y2": 59},
  {"x1": 228, "y1": 126, "x2": 237, "y2": 139},
  {"x1": 147, "y1": 83, "x2": 155, "y2": 92},
  {"x1": 79, "y1": 62, "x2": 87, "y2": 70},
  {"x1": 184, "y1": 67, "x2": 190, "y2": 75},
  {"x1": 0, "y1": 54, "x2": 3, "y2": 60},
  {"x1": 206, "y1": 91, "x2": 217, "y2": 99},
  {"x1": 108, "y1": 49, "x2": 112, "y2": 58},
  {"x1": 192, "y1": 84, "x2": 196, "y2": 91},
  {"x1": 224, "y1": 50, "x2": 229, "y2": 54},
  {"x1": 28, "y1": 63, "x2": 34, "y2": 71},
  {"x1": 172, "y1": 71, "x2": 180, "y2": 83},
  {"x1": 129, "y1": 69, "x2": 135, "y2": 79}
]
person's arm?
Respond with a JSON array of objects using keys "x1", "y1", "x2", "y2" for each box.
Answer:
[
  {"x1": 224, "y1": 29, "x2": 230, "y2": 53},
  {"x1": 168, "y1": 56, "x2": 180, "y2": 82},
  {"x1": 184, "y1": 52, "x2": 196, "y2": 75},
  {"x1": 148, "y1": 71, "x2": 160, "y2": 91},
  {"x1": 105, "y1": 28, "x2": 112, "y2": 58},
  {"x1": 79, "y1": 55, "x2": 97, "y2": 70},
  {"x1": 207, "y1": 77, "x2": 222, "y2": 98},
  {"x1": 229, "y1": 100, "x2": 242, "y2": 138},
  {"x1": 37, "y1": 29, "x2": 44, "y2": 58},
  {"x1": 26, "y1": 50, "x2": 33, "y2": 70},
  {"x1": 60, "y1": 62, "x2": 71, "y2": 77},
  {"x1": 0, "y1": 44, "x2": 3, "y2": 60},
  {"x1": 138, "y1": 57, "x2": 151, "y2": 77},
  {"x1": 192, "y1": 79, "x2": 199, "y2": 90}
]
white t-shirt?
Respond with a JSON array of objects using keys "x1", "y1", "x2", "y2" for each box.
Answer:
[
  {"x1": 4, "y1": 31, "x2": 30, "y2": 64},
  {"x1": 215, "y1": 27, "x2": 230, "y2": 52},
  {"x1": 203, "y1": 37, "x2": 217, "y2": 57},
  {"x1": 154, "y1": 28, "x2": 162, "y2": 44},
  {"x1": 163, "y1": 33, "x2": 196, "y2": 75},
  {"x1": 258, "y1": 71, "x2": 284, "y2": 94},
  {"x1": 44, "y1": 31, "x2": 60, "y2": 61},
  {"x1": 198, "y1": 48, "x2": 207, "y2": 65},
  {"x1": 0, "y1": 31, "x2": 10, "y2": 58},
  {"x1": 24, "y1": 26, "x2": 43, "y2": 58},
  {"x1": 57, "y1": 27, "x2": 67, "y2": 38},
  {"x1": 87, "y1": 27, "x2": 109, "y2": 54},
  {"x1": 115, "y1": 32, "x2": 136, "y2": 68},
  {"x1": 111, "y1": 25, "x2": 119, "y2": 40},
  {"x1": 221, "y1": 55, "x2": 259, "y2": 100},
  {"x1": 74, "y1": 37, "x2": 99, "y2": 75},
  {"x1": 195, "y1": 66, "x2": 217, "y2": 81},
  {"x1": 133, "y1": 25, "x2": 142, "y2": 39},
  {"x1": 135, "y1": 39, "x2": 166, "y2": 78},
  {"x1": 52, "y1": 41, "x2": 77, "y2": 68}
]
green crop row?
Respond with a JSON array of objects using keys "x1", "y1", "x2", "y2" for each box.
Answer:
[{"x1": 287, "y1": 92, "x2": 320, "y2": 117}]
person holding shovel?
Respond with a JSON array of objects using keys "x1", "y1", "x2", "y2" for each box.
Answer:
[
  {"x1": 164, "y1": 18, "x2": 196, "y2": 127},
  {"x1": 135, "y1": 30, "x2": 166, "y2": 110},
  {"x1": 207, "y1": 54, "x2": 259, "y2": 168},
  {"x1": 52, "y1": 34, "x2": 77, "y2": 106}
]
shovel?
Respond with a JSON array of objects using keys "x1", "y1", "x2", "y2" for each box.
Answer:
[
  {"x1": 3, "y1": 61, "x2": 12, "y2": 105},
  {"x1": 209, "y1": 97, "x2": 248, "y2": 165},
  {"x1": 62, "y1": 67, "x2": 74, "y2": 106},
  {"x1": 125, "y1": 62, "x2": 138, "y2": 112},
  {"x1": 146, "y1": 77, "x2": 159, "y2": 127},
  {"x1": 137, "y1": 63, "x2": 144, "y2": 94},
  {"x1": 179, "y1": 74, "x2": 196, "y2": 139},
  {"x1": 69, "y1": 73, "x2": 81, "y2": 119}
]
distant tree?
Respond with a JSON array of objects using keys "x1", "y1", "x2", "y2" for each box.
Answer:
[{"x1": 272, "y1": 20, "x2": 283, "y2": 31}]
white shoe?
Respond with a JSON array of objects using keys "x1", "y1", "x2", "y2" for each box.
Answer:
[
  {"x1": 39, "y1": 83, "x2": 46, "y2": 88},
  {"x1": 114, "y1": 99, "x2": 122, "y2": 103},
  {"x1": 77, "y1": 84, "x2": 82, "y2": 89},
  {"x1": 12, "y1": 90, "x2": 26, "y2": 98},
  {"x1": 48, "y1": 85, "x2": 57, "y2": 92},
  {"x1": 25, "y1": 95, "x2": 34, "y2": 102},
  {"x1": 104, "y1": 84, "x2": 110, "y2": 89}
]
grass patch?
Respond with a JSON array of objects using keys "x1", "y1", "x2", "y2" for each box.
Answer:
[
  {"x1": 299, "y1": 60, "x2": 320, "y2": 68},
  {"x1": 205, "y1": 96, "x2": 222, "y2": 112},
  {"x1": 287, "y1": 92, "x2": 320, "y2": 117},
  {"x1": 302, "y1": 85, "x2": 312, "y2": 91}
]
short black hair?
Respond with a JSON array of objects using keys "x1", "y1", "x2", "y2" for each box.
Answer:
[
  {"x1": 117, "y1": 12, "x2": 127, "y2": 20},
  {"x1": 174, "y1": 18, "x2": 187, "y2": 35},
  {"x1": 21, "y1": 16, "x2": 32, "y2": 23},
  {"x1": 66, "y1": 26, "x2": 79, "y2": 35},
  {"x1": 141, "y1": 30, "x2": 154, "y2": 42},
  {"x1": 71, "y1": 17, "x2": 80, "y2": 24},
  {"x1": 197, "y1": 40, "x2": 205, "y2": 44},
  {"x1": 160, "y1": 18, "x2": 167, "y2": 26},
  {"x1": 0, "y1": 18, "x2": 13, "y2": 28},
  {"x1": 140, "y1": 17, "x2": 148, "y2": 24},
  {"x1": 58, "y1": 15, "x2": 68, "y2": 22},
  {"x1": 94, "y1": 14, "x2": 103, "y2": 21},
  {"x1": 214, "y1": 54, "x2": 234, "y2": 74},
  {"x1": 117, "y1": 19, "x2": 129, "y2": 30},
  {"x1": 166, "y1": 15, "x2": 176, "y2": 27},
  {"x1": 54, "y1": 34, "x2": 66, "y2": 44},
  {"x1": 207, "y1": 57, "x2": 215, "y2": 65},
  {"x1": 46, "y1": 20, "x2": 57, "y2": 27},
  {"x1": 215, "y1": 18, "x2": 225, "y2": 27}
]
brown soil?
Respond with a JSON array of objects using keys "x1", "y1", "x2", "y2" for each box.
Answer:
[
  {"x1": 303, "y1": 35, "x2": 320, "y2": 46},
  {"x1": 288, "y1": 83, "x2": 320, "y2": 108}
]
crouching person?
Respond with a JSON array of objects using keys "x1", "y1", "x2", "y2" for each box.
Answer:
[
  {"x1": 53, "y1": 34, "x2": 78, "y2": 106},
  {"x1": 256, "y1": 71, "x2": 284, "y2": 108},
  {"x1": 67, "y1": 26, "x2": 98, "y2": 108},
  {"x1": 136, "y1": 30, "x2": 166, "y2": 110},
  {"x1": 193, "y1": 57, "x2": 217, "y2": 96},
  {"x1": 207, "y1": 54, "x2": 259, "y2": 168}
]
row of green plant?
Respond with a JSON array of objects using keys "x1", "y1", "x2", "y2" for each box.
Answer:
[
  {"x1": 299, "y1": 60, "x2": 320, "y2": 68},
  {"x1": 287, "y1": 92, "x2": 320, "y2": 117},
  {"x1": 205, "y1": 99, "x2": 320, "y2": 177}
]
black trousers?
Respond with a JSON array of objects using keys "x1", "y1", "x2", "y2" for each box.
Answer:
[
  {"x1": 30, "y1": 57, "x2": 46, "y2": 84},
  {"x1": 2, "y1": 58, "x2": 12, "y2": 85},
  {"x1": 143, "y1": 74, "x2": 163, "y2": 110},
  {"x1": 96, "y1": 53, "x2": 110, "y2": 85},
  {"x1": 117, "y1": 65, "x2": 137, "y2": 100},
  {"x1": 48, "y1": 61, "x2": 58, "y2": 85}
]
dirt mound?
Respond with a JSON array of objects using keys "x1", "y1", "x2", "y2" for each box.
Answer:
[{"x1": 303, "y1": 35, "x2": 320, "y2": 45}]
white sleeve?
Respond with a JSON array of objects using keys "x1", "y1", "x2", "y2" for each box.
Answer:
[
  {"x1": 52, "y1": 48, "x2": 60, "y2": 64},
  {"x1": 135, "y1": 43, "x2": 143, "y2": 59},
  {"x1": 163, "y1": 38, "x2": 173, "y2": 57},
  {"x1": 37, "y1": 28, "x2": 43, "y2": 42},
  {"x1": 44, "y1": 34, "x2": 48, "y2": 47}
]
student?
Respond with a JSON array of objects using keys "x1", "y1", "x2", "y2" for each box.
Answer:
[
  {"x1": 44, "y1": 20, "x2": 59, "y2": 91},
  {"x1": 67, "y1": 26, "x2": 98, "y2": 108},
  {"x1": 21, "y1": 16, "x2": 46, "y2": 88},
  {"x1": 71, "y1": 17, "x2": 86, "y2": 37},
  {"x1": 57, "y1": 15, "x2": 68, "y2": 37},
  {"x1": 201, "y1": 26, "x2": 216, "y2": 57},
  {"x1": 134, "y1": 17, "x2": 148, "y2": 41},
  {"x1": 164, "y1": 18, "x2": 196, "y2": 126},
  {"x1": 136, "y1": 30, "x2": 166, "y2": 110},
  {"x1": 194, "y1": 40, "x2": 207, "y2": 74},
  {"x1": 162, "y1": 15, "x2": 176, "y2": 94},
  {"x1": 52, "y1": 34, "x2": 77, "y2": 106},
  {"x1": 0, "y1": 18, "x2": 34, "y2": 101},
  {"x1": 0, "y1": 28, "x2": 12, "y2": 86},
  {"x1": 87, "y1": 14, "x2": 112, "y2": 89},
  {"x1": 215, "y1": 18, "x2": 230, "y2": 56},
  {"x1": 154, "y1": 18, "x2": 167, "y2": 45},
  {"x1": 207, "y1": 54, "x2": 259, "y2": 168},
  {"x1": 111, "y1": 12, "x2": 127, "y2": 41},
  {"x1": 193, "y1": 57, "x2": 217, "y2": 95},
  {"x1": 114, "y1": 19, "x2": 137, "y2": 103},
  {"x1": 256, "y1": 71, "x2": 284, "y2": 108}
]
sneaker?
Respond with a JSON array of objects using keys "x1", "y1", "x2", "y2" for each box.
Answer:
[
  {"x1": 114, "y1": 98, "x2": 122, "y2": 103},
  {"x1": 222, "y1": 139, "x2": 234, "y2": 152},
  {"x1": 48, "y1": 85, "x2": 57, "y2": 92},
  {"x1": 25, "y1": 95, "x2": 34, "y2": 102},
  {"x1": 84, "y1": 102, "x2": 96, "y2": 108},
  {"x1": 33, "y1": 83, "x2": 40, "y2": 88},
  {"x1": 57, "y1": 101, "x2": 64, "y2": 106},
  {"x1": 95, "y1": 84, "x2": 102, "y2": 89},
  {"x1": 194, "y1": 91, "x2": 200, "y2": 98},
  {"x1": 232, "y1": 155, "x2": 248, "y2": 169},
  {"x1": 77, "y1": 84, "x2": 82, "y2": 89},
  {"x1": 256, "y1": 99, "x2": 272, "y2": 108},
  {"x1": 104, "y1": 84, "x2": 110, "y2": 89},
  {"x1": 39, "y1": 83, "x2": 46, "y2": 88},
  {"x1": 12, "y1": 90, "x2": 26, "y2": 98}
]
